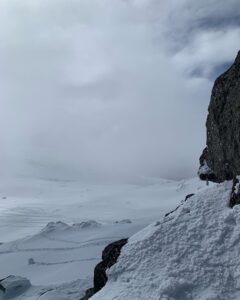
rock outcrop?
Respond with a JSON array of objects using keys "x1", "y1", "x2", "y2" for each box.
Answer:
[
  {"x1": 0, "y1": 276, "x2": 31, "y2": 299},
  {"x1": 229, "y1": 176, "x2": 240, "y2": 207},
  {"x1": 199, "y1": 51, "x2": 240, "y2": 182},
  {"x1": 80, "y1": 239, "x2": 128, "y2": 300}
]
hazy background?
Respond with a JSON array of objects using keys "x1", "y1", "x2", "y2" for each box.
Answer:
[{"x1": 0, "y1": 0, "x2": 239, "y2": 183}]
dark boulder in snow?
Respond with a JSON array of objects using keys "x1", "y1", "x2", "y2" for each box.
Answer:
[
  {"x1": 80, "y1": 239, "x2": 128, "y2": 300},
  {"x1": 28, "y1": 258, "x2": 35, "y2": 265},
  {"x1": 185, "y1": 193, "x2": 195, "y2": 201},
  {"x1": 101, "y1": 239, "x2": 128, "y2": 270},
  {"x1": 229, "y1": 177, "x2": 240, "y2": 208},
  {"x1": 0, "y1": 276, "x2": 31, "y2": 299},
  {"x1": 199, "y1": 51, "x2": 240, "y2": 182},
  {"x1": 115, "y1": 219, "x2": 132, "y2": 224}
]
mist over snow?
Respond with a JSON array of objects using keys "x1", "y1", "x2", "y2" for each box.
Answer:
[{"x1": 0, "y1": 0, "x2": 239, "y2": 182}]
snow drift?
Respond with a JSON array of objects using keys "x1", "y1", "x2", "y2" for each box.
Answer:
[{"x1": 92, "y1": 181, "x2": 240, "y2": 300}]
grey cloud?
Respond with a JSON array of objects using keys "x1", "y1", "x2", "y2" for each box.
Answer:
[
  {"x1": 191, "y1": 62, "x2": 233, "y2": 80},
  {"x1": 0, "y1": 0, "x2": 239, "y2": 182}
]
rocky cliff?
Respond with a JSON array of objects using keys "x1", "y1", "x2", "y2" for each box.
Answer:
[
  {"x1": 80, "y1": 239, "x2": 128, "y2": 300},
  {"x1": 199, "y1": 51, "x2": 240, "y2": 182}
]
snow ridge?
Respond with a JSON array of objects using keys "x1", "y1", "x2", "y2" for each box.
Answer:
[{"x1": 93, "y1": 182, "x2": 240, "y2": 300}]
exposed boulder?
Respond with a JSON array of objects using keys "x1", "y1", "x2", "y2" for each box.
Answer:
[
  {"x1": 199, "y1": 51, "x2": 240, "y2": 182},
  {"x1": 80, "y1": 239, "x2": 128, "y2": 300},
  {"x1": 115, "y1": 219, "x2": 132, "y2": 224},
  {"x1": 229, "y1": 176, "x2": 240, "y2": 208},
  {"x1": 0, "y1": 276, "x2": 31, "y2": 299},
  {"x1": 28, "y1": 258, "x2": 35, "y2": 265},
  {"x1": 184, "y1": 193, "x2": 195, "y2": 201}
]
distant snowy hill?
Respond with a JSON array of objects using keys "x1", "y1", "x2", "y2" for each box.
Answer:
[
  {"x1": 92, "y1": 181, "x2": 240, "y2": 300},
  {"x1": 0, "y1": 177, "x2": 210, "y2": 299},
  {"x1": 0, "y1": 177, "x2": 209, "y2": 243}
]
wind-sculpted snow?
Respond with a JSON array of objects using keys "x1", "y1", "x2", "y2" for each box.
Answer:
[{"x1": 92, "y1": 182, "x2": 240, "y2": 300}]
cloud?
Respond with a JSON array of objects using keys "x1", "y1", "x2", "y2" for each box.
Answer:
[{"x1": 0, "y1": 0, "x2": 239, "y2": 182}]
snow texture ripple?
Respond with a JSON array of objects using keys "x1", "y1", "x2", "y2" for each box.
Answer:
[{"x1": 93, "y1": 181, "x2": 240, "y2": 300}]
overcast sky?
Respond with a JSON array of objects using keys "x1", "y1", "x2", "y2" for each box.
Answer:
[{"x1": 0, "y1": 0, "x2": 239, "y2": 183}]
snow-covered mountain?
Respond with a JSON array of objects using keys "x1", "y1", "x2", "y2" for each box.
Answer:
[
  {"x1": 92, "y1": 181, "x2": 239, "y2": 300},
  {"x1": 0, "y1": 177, "x2": 211, "y2": 299}
]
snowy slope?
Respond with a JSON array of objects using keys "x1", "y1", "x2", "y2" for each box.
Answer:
[
  {"x1": 0, "y1": 177, "x2": 203, "y2": 243},
  {"x1": 0, "y1": 220, "x2": 141, "y2": 286},
  {"x1": 0, "y1": 177, "x2": 212, "y2": 299},
  {"x1": 92, "y1": 181, "x2": 240, "y2": 300}
]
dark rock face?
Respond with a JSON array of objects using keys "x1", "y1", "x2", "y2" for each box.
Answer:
[
  {"x1": 80, "y1": 239, "x2": 128, "y2": 300},
  {"x1": 199, "y1": 51, "x2": 240, "y2": 182},
  {"x1": 0, "y1": 282, "x2": 6, "y2": 293}
]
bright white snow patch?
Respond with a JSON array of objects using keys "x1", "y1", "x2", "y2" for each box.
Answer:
[{"x1": 92, "y1": 181, "x2": 240, "y2": 300}]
